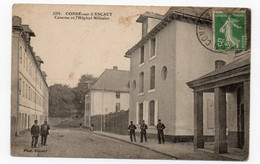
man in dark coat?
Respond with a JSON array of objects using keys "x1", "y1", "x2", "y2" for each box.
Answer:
[
  {"x1": 140, "y1": 120, "x2": 148, "y2": 142},
  {"x1": 128, "y1": 121, "x2": 137, "y2": 142},
  {"x1": 156, "y1": 119, "x2": 166, "y2": 144},
  {"x1": 31, "y1": 120, "x2": 40, "y2": 148},
  {"x1": 40, "y1": 121, "x2": 50, "y2": 146}
]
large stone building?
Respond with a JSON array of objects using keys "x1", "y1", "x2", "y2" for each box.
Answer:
[
  {"x1": 11, "y1": 16, "x2": 49, "y2": 136},
  {"x1": 124, "y1": 8, "x2": 236, "y2": 141},
  {"x1": 84, "y1": 67, "x2": 130, "y2": 127}
]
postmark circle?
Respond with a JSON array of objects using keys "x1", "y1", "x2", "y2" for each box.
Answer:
[{"x1": 196, "y1": 8, "x2": 226, "y2": 54}]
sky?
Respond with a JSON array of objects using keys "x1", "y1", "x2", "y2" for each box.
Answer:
[{"x1": 13, "y1": 4, "x2": 169, "y2": 87}]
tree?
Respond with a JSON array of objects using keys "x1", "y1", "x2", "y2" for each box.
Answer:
[
  {"x1": 49, "y1": 84, "x2": 76, "y2": 117},
  {"x1": 72, "y1": 74, "x2": 98, "y2": 117}
]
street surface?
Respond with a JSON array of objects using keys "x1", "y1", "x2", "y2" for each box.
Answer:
[{"x1": 11, "y1": 127, "x2": 173, "y2": 159}]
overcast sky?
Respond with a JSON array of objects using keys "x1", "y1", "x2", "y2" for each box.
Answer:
[{"x1": 13, "y1": 4, "x2": 169, "y2": 87}]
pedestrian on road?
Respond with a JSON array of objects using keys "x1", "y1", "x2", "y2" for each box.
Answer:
[
  {"x1": 128, "y1": 121, "x2": 136, "y2": 142},
  {"x1": 90, "y1": 124, "x2": 94, "y2": 131},
  {"x1": 31, "y1": 120, "x2": 40, "y2": 148},
  {"x1": 40, "y1": 121, "x2": 50, "y2": 146},
  {"x1": 140, "y1": 120, "x2": 148, "y2": 142},
  {"x1": 156, "y1": 119, "x2": 166, "y2": 144}
]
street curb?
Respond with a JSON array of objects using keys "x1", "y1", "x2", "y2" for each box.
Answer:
[{"x1": 92, "y1": 132, "x2": 180, "y2": 159}]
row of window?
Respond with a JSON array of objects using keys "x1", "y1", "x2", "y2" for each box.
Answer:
[
  {"x1": 18, "y1": 113, "x2": 47, "y2": 130},
  {"x1": 140, "y1": 38, "x2": 156, "y2": 64},
  {"x1": 85, "y1": 102, "x2": 121, "y2": 112},
  {"x1": 19, "y1": 78, "x2": 43, "y2": 106},
  {"x1": 138, "y1": 100, "x2": 155, "y2": 126},
  {"x1": 132, "y1": 66, "x2": 168, "y2": 92},
  {"x1": 19, "y1": 45, "x2": 42, "y2": 90}
]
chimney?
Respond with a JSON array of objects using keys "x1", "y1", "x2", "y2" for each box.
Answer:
[
  {"x1": 85, "y1": 80, "x2": 95, "y2": 90},
  {"x1": 113, "y1": 66, "x2": 118, "y2": 70},
  {"x1": 42, "y1": 71, "x2": 47, "y2": 80},
  {"x1": 215, "y1": 60, "x2": 226, "y2": 70},
  {"x1": 25, "y1": 29, "x2": 31, "y2": 44},
  {"x1": 35, "y1": 55, "x2": 44, "y2": 69},
  {"x1": 12, "y1": 16, "x2": 22, "y2": 26}
]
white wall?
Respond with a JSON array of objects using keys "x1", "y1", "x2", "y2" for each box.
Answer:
[
  {"x1": 91, "y1": 90, "x2": 129, "y2": 116},
  {"x1": 175, "y1": 21, "x2": 233, "y2": 135},
  {"x1": 128, "y1": 21, "x2": 177, "y2": 135}
]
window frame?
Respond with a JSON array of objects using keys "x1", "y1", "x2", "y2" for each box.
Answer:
[
  {"x1": 149, "y1": 100, "x2": 155, "y2": 126},
  {"x1": 139, "y1": 103, "x2": 144, "y2": 125},
  {"x1": 161, "y1": 66, "x2": 168, "y2": 80},
  {"x1": 150, "y1": 37, "x2": 156, "y2": 58},
  {"x1": 140, "y1": 46, "x2": 144, "y2": 65},
  {"x1": 139, "y1": 72, "x2": 144, "y2": 93},
  {"x1": 19, "y1": 78, "x2": 21, "y2": 95},
  {"x1": 116, "y1": 92, "x2": 120, "y2": 99},
  {"x1": 133, "y1": 80, "x2": 136, "y2": 90},
  {"x1": 150, "y1": 66, "x2": 156, "y2": 90}
]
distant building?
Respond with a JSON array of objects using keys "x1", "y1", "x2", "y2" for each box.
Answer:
[
  {"x1": 124, "y1": 8, "x2": 235, "y2": 141},
  {"x1": 11, "y1": 16, "x2": 49, "y2": 136},
  {"x1": 84, "y1": 67, "x2": 130, "y2": 127}
]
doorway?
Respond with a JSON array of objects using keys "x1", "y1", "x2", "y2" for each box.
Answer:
[{"x1": 237, "y1": 87, "x2": 245, "y2": 149}]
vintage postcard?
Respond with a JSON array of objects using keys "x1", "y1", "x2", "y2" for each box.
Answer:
[{"x1": 11, "y1": 4, "x2": 251, "y2": 161}]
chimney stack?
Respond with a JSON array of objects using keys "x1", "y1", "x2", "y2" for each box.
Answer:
[
  {"x1": 113, "y1": 66, "x2": 118, "y2": 70},
  {"x1": 85, "y1": 80, "x2": 95, "y2": 90},
  {"x1": 12, "y1": 16, "x2": 22, "y2": 26}
]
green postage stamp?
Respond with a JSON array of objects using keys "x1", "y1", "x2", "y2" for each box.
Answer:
[{"x1": 213, "y1": 12, "x2": 246, "y2": 51}]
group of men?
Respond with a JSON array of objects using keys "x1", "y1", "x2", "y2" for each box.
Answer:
[
  {"x1": 128, "y1": 119, "x2": 166, "y2": 144},
  {"x1": 30, "y1": 120, "x2": 50, "y2": 148}
]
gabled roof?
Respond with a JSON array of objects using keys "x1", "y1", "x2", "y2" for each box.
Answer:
[
  {"x1": 187, "y1": 54, "x2": 250, "y2": 90},
  {"x1": 125, "y1": 7, "x2": 247, "y2": 58},
  {"x1": 125, "y1": 8, "x2": 211, "y2": 57},
  {"x1": 194, "y1": 55, "x2": 249, "y2": 81},
  {"x1": 90, "y1": 69, "x2": 130, "y2": 92},
  {"x1": 12, "y1": 16, "x2": 48, "y2": 88},
  {"x1": 136, "y1": 12, "x2": 164, "y2": 23}
]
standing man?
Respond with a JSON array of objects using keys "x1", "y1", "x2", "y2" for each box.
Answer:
[
  {"x1": 156, "y1": 119, "x2": 166, "y2": 144},
  {"x1": 40, "y1": 121, "x2": 50, "y2": 146},
  {"x1": 128, "y1": 121, "x2": 136, "y2": 142},
  {"x1": 31, "y1": 120, "x2": 40, "y2": 148},
  {"x1": 140, "y1": 120, "x2": 148, "y2": 142}
]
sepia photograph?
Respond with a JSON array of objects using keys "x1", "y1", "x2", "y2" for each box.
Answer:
[{"x1": 11, "y1": 4, "x2": 251, "y2": 161}]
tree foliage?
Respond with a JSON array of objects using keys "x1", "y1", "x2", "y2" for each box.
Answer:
[
  {"x1": 72, "y1": 74, "x2": 98, "y2": 117},
  {"x1": 48, "y1": 74, "x2": 97, "y2": 118},
  {"x1": 49, "y1": 84, "x2": 76, "y2": 117}
]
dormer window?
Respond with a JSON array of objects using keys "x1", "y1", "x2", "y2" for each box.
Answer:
[{"x1": 116, "y1": 92, "x2": 120, "y2": 99}]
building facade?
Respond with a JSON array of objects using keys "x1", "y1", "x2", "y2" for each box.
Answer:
[
  {"x1": 125, "y1": 8, "x2": 235, "y2": 140},
  {"x1": 84, "y1": 67, "x2": 130, "y2": 127},
  {"x1": 187, "y1": 54, "x2": 250, "y2": 156},
  {"x1": 11, "y1": 16, "x2": 49, "y2": 136}
]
